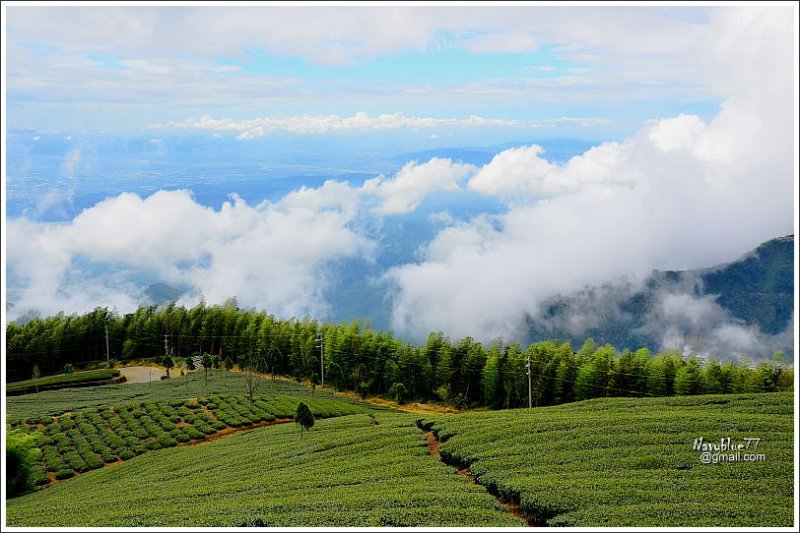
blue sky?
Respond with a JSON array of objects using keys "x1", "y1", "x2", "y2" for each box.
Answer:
[
  {"x1": 2, "y1": 4, "x2": 796, "y2": 356},
  {"x1": 5, "y1": 5, "x2": 725, "y2": 137}
]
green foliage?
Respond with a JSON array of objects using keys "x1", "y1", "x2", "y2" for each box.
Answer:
[
  {"x1": 63, "y1": 364, "x2": 75, "y2": 374},
  {"x1": 422, "y1": 392, "x2": 793, "y2": 527},
  {"x1": 10, "y1": 391, "x2": 376, "y2": 481},
  {"x1": 701, "y1": 235, "x2": 793, "y2": 335},
  {"x1": 6, "y1": 425, "x2": 39, "y2": 497},
  {"x1": 202, "y1": 353, "x2": 214, "y2": 385},
  {"x1": 122, "y1": 339, "x2": 136, "y2": 359},
  {"x1": 7, "y1": 369, "x2": 121, "y2": 395},
  {"x1": 162, "y1": 356, "x2": 174, "y2": 378},
  {"x1": 6, "y1": 298, "x2": 792, "y2": 412},
  {"x1": 674, "y1": 360, "x2": 701, "y2": 395},
  {"x1": 7, "y1": 368, "x2": 369, "y2": 421},
  {"x1": 388, "y1": 382, "x2": 409, "y2": 404},
  {"x1": 5, "y1": 414, "x2": 521, "y2": 526},
  {"x1": 295, "y1": 402, "x2": 314, "y2": 438}
]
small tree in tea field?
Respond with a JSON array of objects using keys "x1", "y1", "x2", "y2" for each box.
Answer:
[
  {"x1": 296, "y1": 402, "x2": 314, "y2": 439},
  {"x1": 202, "y1": 353, "x2": 214, "y2": 386}
]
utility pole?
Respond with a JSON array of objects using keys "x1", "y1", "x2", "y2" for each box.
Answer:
[
  {"x1": 164, "y1": 334, "x2": 169, "y2": 356},
  {"x1": 316, "y1": 334, "x2": 324, "y2": 390},
  {"x1": 105, "y1": 321, "x2": 110, "y2": 365},
  {"x1": 525, "y1": 355, "x2": 532, "y2": 408}
]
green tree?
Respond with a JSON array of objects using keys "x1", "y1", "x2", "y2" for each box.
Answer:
[
  {"x1": 574, "y1": 363, "x2": 597, "y2": 401},
  {"x1": 295, "y1": 402, "x2": 314, "y2": 439},
  {"x1": 674, "y1": 362, "x2": 701, "y2": 395},
  {"x1": 163, "y1": 356, "x2": 174, "y2": 378},
  {"x1": 388, "y1": 382, "x2": 409, "y2": 404},
  {"x1": 63, "y1": 363, "x2": 75, "y2": 374},
  {"x1": 202, "y1": 353, "x2": 214, "y2": 386},
  {"x1": 242, "y1": 350, "x2": 263, "y2": 404},
  {"x1": 482, "y1": 348, "x2": 501, "y2": 408},
  {"x1": 31, "y1": 363, "x2": 41, "y2": 394},
  {"x1": 702, "y1": 358, "x2": 723, "y2": 394},
  {"x1": 6, "y1": 425, "x2": 37, "y2": 497}
]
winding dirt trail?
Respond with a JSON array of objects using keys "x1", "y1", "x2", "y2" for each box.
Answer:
[
  {"x1": 424, "y1": 430, "x2": 535, "y2": 526},
  {"x1": 426, "y1": 431, "x2": 441, "y2": 458}
]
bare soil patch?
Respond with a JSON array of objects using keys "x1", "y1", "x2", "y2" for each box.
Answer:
[{"x1": 118, "y1": 366, "x2": 178, "y2": 384}]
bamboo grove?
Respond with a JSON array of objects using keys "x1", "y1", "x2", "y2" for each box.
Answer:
[{"x1": 6, "y1": 300, "x2": 793, "y2": 408}]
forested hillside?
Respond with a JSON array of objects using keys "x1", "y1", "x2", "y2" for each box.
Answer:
[
  {"x1": 6, "y1": 301, "x2": 792, "y2": 410},
  {"x1": 700, "y1": 235, "x2": 794, "y2": 335}
]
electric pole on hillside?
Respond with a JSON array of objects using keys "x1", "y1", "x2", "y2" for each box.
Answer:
[
  {"x1": 525, "y1": 355, "x2": 532, "y2": 408},
  {"x1": 316, "y1": 334, "x2": 324, "y2": 390},
  {"x1": 105, "y1": 321, "x2": 110, "y2": 365}
]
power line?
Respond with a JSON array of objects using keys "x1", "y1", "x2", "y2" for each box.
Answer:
[
  {"x1": 316, "y1": 334, "x2": 325, "y2": 390},
  {"x1": 525, "y1": 355, "x2": 532, "y2": 408}
]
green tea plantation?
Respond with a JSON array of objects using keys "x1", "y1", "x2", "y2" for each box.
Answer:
[
  {"x1": 4, "y1": 366, "x2": 795, "y2": 527},
  {"x1": 6, "y1": 413, "x2": 522, "y2": 527},
  {"x1": 420, "y1": 393, "x2": 794, "y2": 526}
]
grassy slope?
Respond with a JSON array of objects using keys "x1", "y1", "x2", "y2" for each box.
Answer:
[
  {"x1": 13, "y1": 395, "x2": 377, "y2": 484},
  {"x1": 5, "y1": 413, "x2": 522, "y2": 527},
  {"x1": 7, "y1": 369, "x2": 121, "y2": 393},
  {"x1": 421, "y1": 392, "x2": 795, "y2": 527},
  {"x1": 6, "y1": 369, "x2": 375, "y2": 421}
]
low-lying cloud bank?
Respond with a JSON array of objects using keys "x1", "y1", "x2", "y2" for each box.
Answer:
[
  {"x1": 525, "y1": 275, "x2": 794, "y2": 360},
  {"x1": 147, "y1": 113, "x2": 608, "y2": 140},
  {"x1": 6, "y1": 158, "x2": 473, "y2": 321},
  {"x1": 148, "y1": 112, "x2": 523, "y2": 140}
]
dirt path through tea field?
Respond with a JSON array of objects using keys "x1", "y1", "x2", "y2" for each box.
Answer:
[{"x1": 424, "y1": 429, "x2": 534, "y2": 526}]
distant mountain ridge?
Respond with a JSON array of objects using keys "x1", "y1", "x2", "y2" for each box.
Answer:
[
  {"x1": 697, "y1": 235, "x2": 793, "y2": 335},
  {"x1": 529, "y1": 235, "x2": 794, "y2": 358}
]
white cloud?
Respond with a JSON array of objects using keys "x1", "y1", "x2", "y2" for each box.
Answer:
[
  {"x1": 5, "y1": 6, "x2": 717, "y2": 69},
  {"x1": 361, "y1": 158, "x2": 476, "y2": 215},
  {"x1": 148, "y1": 112, "x2": 521, "y2": 139},
  {"x1": 10, "y1": 6, "x2": 772, "y2": 132},
  {"x1": 7, "y1": 189, "x2": 371, "y2": 320},
  {"x1": 467, "y1": 145, "x2": 557, "y2": 199},
  {"x1": 467, "y1": 141, "x2": 637, "y2": 200},
  {"x1": 384, "y1": 8, "x2": 795, "y2": 343},
  {"x1": 648, "y1": 114, "x2": 706, "y2": 152}
]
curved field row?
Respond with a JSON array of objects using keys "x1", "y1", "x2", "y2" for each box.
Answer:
[
  {"x1": 420, "y1": 392, "x2": 794, "y2": 527},
  {"x1": 7, "y1": 369, "x2": 123, "y2": 396},
  {"x1": 5, "y1": 413, "x2": 523, "y2": 527},
  {"x1": 11, "y1": 395, "x2": 373, "y2": 483},
  {"x1": 6, "y1": 368, "x2": 377, "y2": 420}
]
